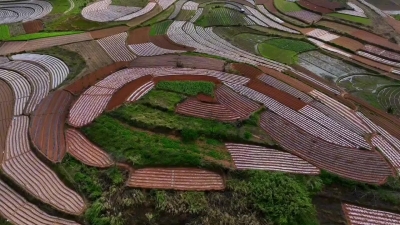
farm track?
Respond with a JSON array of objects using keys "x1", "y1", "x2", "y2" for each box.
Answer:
[
  {"x1": 127, "y1": 168, "x2": 225, "y2": 191},
  {"x1": 66, "y1": 129, "x2": 114, "y2": 168},
  {"x1": 30, "y1": 90, "x2": 73, "y2": 162},
  {"x1": 126, "y1": 27, "x2": 151, "y2": 44}
]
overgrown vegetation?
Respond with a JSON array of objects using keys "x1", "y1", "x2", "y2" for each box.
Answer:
[
  {"x1": 156, "y1": 81, "x2": 215, "y2": 96},
  {"x1": 5, "y1": 31, "x2": 83, "y2": 41},
  {"x1": 33, "y1": 47, "x2": 86, "y2": 85},
  {"x1": 0, "y1": 25, "x2": 10, "y2": 40},
  {"x1": 149, "y1": 20, "x2": 173, "y2": 36}
]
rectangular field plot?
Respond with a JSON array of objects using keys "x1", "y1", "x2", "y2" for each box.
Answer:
[{"x1": 365, "y1": 0, "x2": 400, "y2": 10}]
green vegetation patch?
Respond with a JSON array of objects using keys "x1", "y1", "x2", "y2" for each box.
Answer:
[
  {"x1": 142, "y1": 5, "x2": 175, "y2": 26},
  {"x1": 82, "y1": 115, "x2": 230, "y2": 168},
  {"x1": 0, "y1": 25, "x2": 10, "y2": 40},
  {"x1": 149, "y1": 20, "x2": 173, "y2": 36},
  {"x1": 33, "y1": 47, "x2": 86, "y2": 85},
  {"x1": 258, "y1": 38, "x2": 316, "y2": 65},
  {"x1": 5, "y1": 31, "x2": 83, "y2": 41},
  {"x1": 327, "y1": 13, "x2": 372, "y2": 26},
  {"x1": 113, "y1": 0, "x2": 148, "y2": 7},
  {"x1": 274, "y1": 0, "x2": 302, "y2": 13},
  {"x1": 139, "y1": 89, "x2": 186, "y2": 111},
  {"x1": 231, "y1": 33, "x2": 274, "y2": 54},
  {"x1": 47, "y1": 0, "x2": 72, "y2": 14},
  {"x1": 195, "y1": 7, "x2": 251, "y2": 27},
  {"x1": 156, "y1": 81, "x2": 215, "y2": 96}
]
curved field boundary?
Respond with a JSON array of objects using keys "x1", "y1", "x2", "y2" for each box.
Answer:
[
  {"x1": 2, "y1": 116, "x2": 85, "y2": 215},
  {"x1": 81, "y1": 0, "x2": 141, "y2": 22},
  {"x1": 22, "y1": 20, "x2": 43, "y2": 34},
  {"x1": 297, "y1": 0, "x2": 333, "y2": 14},
  {"x1": 127, "y1": 168, "x2": 225, "y2": 190},
  {"x1": 169, "y1": 0, "x2": 188, "y2": 19},
  {"x1": 0, "y1": 80, "x2": 14, "y2": 164},
  {"x1": 21, "y1": 33, "x2": 93, "y2": 52},
  {"x1": 372, "y1": 136, "x2": 400, "y2": 174},
  {"x1": 331, "y1": 36, "x2": 364, "y2": 52},
  {"x1": 0, "y1": 61, "x2": 50, "y2": 114},
  {"x1": 231, "y1": 63, "x2": 263, "y2": 79},
  {"x1": 363, "y1": 45, "x2": 400, "y2": 62},
  {"x1": 126, "y1": 27, "x2": 150, "y2": 45},
  {"x1": 150, "y1": 35, "x2": 195, "y2": 51},
  {"x1": 30, "y1": 90, "x2": 73, "y2": 162},
  {"x1": 116, "y1": 2, "x2": 157, "y2": 21},
  {"x1": 260, "y1": 110, "x2": 393, "y2": 184},
  {"x1": 342, "y1": 204, "x2": 400, "y2": 225},
  {"x1": 377, "y1": 86, "x2": 400, "y2": 116},
  {"x1": 176, "y1": 98, "x2": 241, "y2": 122},
  {"x1": 128, "y1": 42, "x2": 186, "y2": 56},
  {"x1": 0, "y1": 1, "x2": 52, "y2": 24},
  {"x1": 65, "y1": 0, "x2": 75, "y2": 14},
  {"x1": 0, "y1": 41, "x2": 27, "y2": 55},
  {"x1": 225, "y1": 143, "x2": 320, "y2": 174},
  {"x1": 96, "y1": 32, "x2": 137, "y2": 62},
  {"x1": 66, "y1": 129, "x2": 114, "y2": 168},
  {"x1": 0, "y1": 180, "x2": 79, "y2": 225},
  {"x1": 89, "y1": 26, "x2": 130, "y2": 39}
]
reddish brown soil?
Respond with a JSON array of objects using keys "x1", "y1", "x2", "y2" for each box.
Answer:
[
  {"x1": 331, "y1": 36, "x2": 364, "y2": 52},
  {"x1": 298, "y1": 0, "x2": 333, "y2": 14},
  {"x1": 0, "y1": 80, "x2": 14, "y2": 164},
  {"x1": 89, "y1": 26, "x2": 130, "y2": 39},
  {"x1": 351, "y1": 55, "x2": 392, "y2": 72},
  {"x1": 66, "y1": 61, "x2": 129, "y2": 95},
  {"x1": 258, "y1": 66, "x2": 314, "y2": 93},
  {"x1": 66, "y1": 129, "x2": 114, "y2": 168},
  {"x1": 231, "y1": 63, "x2": 263, "y2": 79},
  {"x1": 126, "y1": 27, "x2": 150, "y2": 45},
  {"x1": 150, "y1": 35, "x2": 195, "y2": 51},
  {"x1": 29, "y1": 90, "x2": 73, "y2": 162},
  {"x1": 260, "y1": 111, "x2": 393, "y2": 185},
  {"x1": 247, "y1": 80, "x2": 307, "y2": 111},
  {"x1": 22, "y1": 20, "x2": 43, "y2": 34},
  {"x1": 154, "y1": 74, "x2": 221, "y2": 84},
  {"x1": 385, "y1": 16, "x2": 400, "y2": 34},
  {"x1": 130, "y1": 55, "x2": 225, "y2": 71},
  {"x1": 303, "y1": 0, "x2": 344, "y2": 10},
  {"x1": 361, "y1": 109, "x2": 400, "y2": 140},
  {"x1": 350, "y1": 30, "x2": 400, "y2": 52},
  {"x1": 106, "y1": 75, "x2": 153, "y2": 110},
  {"x1": 196, "y1": 94, "x2": 218, "y2": 103},
  {"x1": 126, "y1": 168, "x2": 225, "y2": 191}
]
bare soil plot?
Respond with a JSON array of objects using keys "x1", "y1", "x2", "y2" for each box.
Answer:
[
  {"x1": 302, "y1": 0, "x2": 345, "y2": 10},
  {"x1": 153, "y1": 74, "x2": 220, "y2": 83},
  {"x1": 106, "y1": 75, "x2": 153, "y2": 110},
  {"x1": 260, "y1": 111, "x2": 393, "y2": 184},
  {"x1": 351, "y1": 30, "x2": 400, "y2": 52},
  {"x1": 351, "y1": 55, "x2": 392, "y2": 72},
  {"x1": 66, "y1": 129, "x2": 114, "y2": 168},
  {"x1": 66, "y1": 61, "x2": 130, "y2": 95},
  {"x1": 22, "y1": 20, "x2": 44, "y2": 34},
  {"x1": 225, "y1": 143, "x2": 320, "y2": 174},
  {"x1": 298, "y1": 0, "x2": 333, "y2": 14},
  {"x1": 129, "y1": 55, "x2": 225, "y2": 71},
  {"x1": 150, "y1": 35, "x2": 195, "y2": 51},
  {"x1": 127, "y1": 168, "x2": 225, "y2": 190},
  {"x1": 317, "y1": 20, "x2": 359, "y2": 33},
  {"x1": 247, "y1": 80, "x2": 307, "y2": 111},
  {"x1": 61, "y1": 40, "x2": 114, "y2": 74},
  {"x1": 30, "y1": 90, "x2": 73, "y2": 162},
  {"x1": 126, "y1": 27, "x2": 150, "y2": 44},
  {"x1": 23, "y1": 33, "x2": 93, "y2": 52},
  {"x1": 0, "y1": 80, "x2": 14, "y2": 164},
  {"x1": 331, "y1": 36, "x2": 364, "y2": 52},
  {"x1": 89, "y1": 26, "x2": 130, "y2": 39},
  {"x1": 231, "y1": 63, "x2": 263, "y2": 79}
]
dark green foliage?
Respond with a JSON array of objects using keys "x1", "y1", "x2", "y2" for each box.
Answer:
[
  {"x1": 196, "y1": 7, "x2": 251, "y2": 27},
  {"x1": 0, "y1": 218, "x2": 12, "y2": 225},
  {"x1": 264, "y1": 38, "x2": 316, "y2": 53},
  {"x1": 149, "y1": 20, "x2": 173, "y2": 36},
  {"x1": 156, "y1": 81, "x2": 215, "y2": 96},
  {"x1": 181, "y1": 129, "x2": 199, "y2": 142},
  {"x1": 139, "y1": 89, "x2": 186, "y2": 111}
]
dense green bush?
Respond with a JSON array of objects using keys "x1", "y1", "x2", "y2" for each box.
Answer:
[
  {"x1": 156, "y1": 81, "x2": 215, "y2": 96},
  {"x1": 181, "y1": 129, "x2": 199, "y2": 142}
]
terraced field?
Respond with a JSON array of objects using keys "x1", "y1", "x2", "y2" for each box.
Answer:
[{"x1": 1, "y1": 0, "x2": 400, "y2": 224}]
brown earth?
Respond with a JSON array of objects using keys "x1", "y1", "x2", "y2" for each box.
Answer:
[
  {"x1": 130, "y1": 55, "x2": 225, "y2": 71},
  {"x1": 150, "y1": 35, "x2": 195, "y2": 51},
  {"x1": 154, "y1": 74, "x2": 221, "y2": 84},
  {"x1": 106, "y1": 75, "x2": 153, "y2": 110},
  {"x1": 22, "y1": 20, "x2": 43, "y2": 34},
  {"x1": 351, "y1": 55, "x2": 393, "y2": 73},
  {"x1": 247, "y1": 79, "x2": 307, "y2": 111},
  {"x1": 126, "y1": 27, "x2": 150, "y2": 45},
  {"x1": 89, "y1": 26, "x2": 130, "y2": 39},
  {"x1": 303, "y1": 0, "x2": 344, "y2": 10},
  {"x1": 29, "y1": 90, "x2": 73, "y2": 162},
  {"x1": 351, "y1": 30, "x2": 400, "y2": 52},
  {"x1": 197, "y1": 94, "x2": 218, "y2": 103},
  {"x1": 231, "y1": 63, "x2": 263, "y2": 79},
  {"x1": 331, "y1": 36, "x2": 364, "y2": 52},
  {"x1": 0, "y1": 80, "x2": 14, "y2": 164},
  {"x1": 65, "y1": 61, "x2": 130, "y2": 95},
  {"x1": 298, "y1": 0, "x2": 333, "y2": 14}
]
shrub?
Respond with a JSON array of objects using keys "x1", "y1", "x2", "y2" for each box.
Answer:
[{"x1": 181, "y1": 129, "x2": 199, "y2": 142}]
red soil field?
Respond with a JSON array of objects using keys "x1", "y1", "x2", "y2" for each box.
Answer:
[
  {"x1": 258, "y1": 66, "x2": 314, "y2": 93},
  {"x1": 260, "y1": 111, "x2": 393, "y2": 184},
  {"x1": 351, "y1": 55, "x2": 392, "y2": 73},
  {"x1": 130, "y1": 55, "x2": 225, "y2": 71},
  {"x1": 89, "y1": 26, "x2": 130, "y2": 39},
  {"x1": 196, "y1": 93, "x2": 218, "y2": 103},
  {"x1": 66, "y1": 129, "x2": 114, "y2": 168},
  {"x1": 302, "y1": 0, "x2": 344, "y2": 10},
  {"x1": 176, "y1": 98, "x2": 241, "y2": 122},
  {"x1": 22, "y1": 20, "x2": 43, "y2": 34},
  {"x1": 153, "y1": 74, "x2": 221, "y2": 84},
  {"x1": 29, "y1": 90, "x2": 73, "y2": 162},
  {"x1": 126, "y1": 27, "x2": 150, "y2": 45},
  {"x1": 127, "y1": 168, "x2": 225, "y2": 190},
  {"x1": 0, "y1": 80, "x2": 14, "y2": 164},
  {"x1": 331, "y1": 36, "x2": 364, "y2": 52},
  {"x1": 298, "y1": 0, "x2": 333, "y2": 14},
  {"x1": 385, "y1": 16, "x2": 400, "y2": 34},
  {"x1": 106, "y1": 75, "x2": 153, "y2": 110},
  {"x1": 150, "y1": 35, "x2": 195, "y2": 51},
  {"x1": 247, "y1": 80, "x2": 307, "y2": 111},
  {"x1": 231, "y1": 63, "x2": 263, "y2": 79},
  {"x1": 65, "y1": 61, "x2": 129, "y2": 95},
  {"x1": 350, "y1": 30, "x2": 400, "y2": 52}
]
